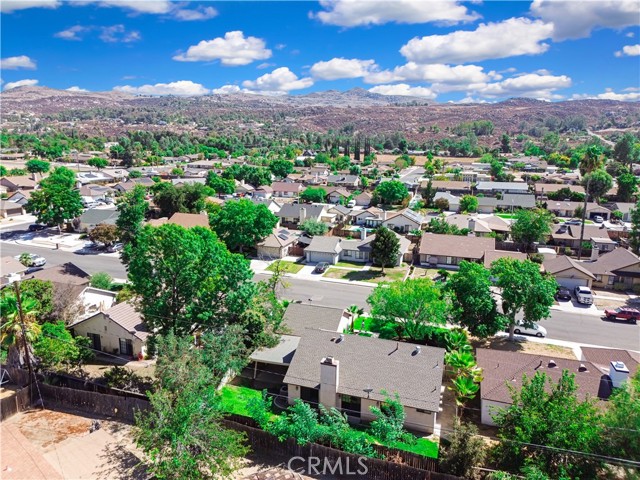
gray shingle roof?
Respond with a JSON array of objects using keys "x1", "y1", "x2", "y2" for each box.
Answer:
[
  {"x1": 582, "y1": 247, "x2": 640, "y2": 276},
  {"x1": 281, "y1": 303, "x2": 345, "y2": 336},
  {"x1": 277, "y1": 203, "x2": 325, "y2": 221},
  {"x1": 419, "y1": 233, "x2": 495, "y2": 259},
  {"x1": 543, "y1": 255, "x2": 596, "y2": 279},
  {"x1": 304, "y1": 236, "x2": 341, "y2": 254},
  {"x1": 284, "y1": 329, "x2": 445, "y2": 411}
]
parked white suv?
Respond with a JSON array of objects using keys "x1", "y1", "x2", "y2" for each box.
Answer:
[{"x1": 574, "y1": 286, "x2": 594, "y2": 305}]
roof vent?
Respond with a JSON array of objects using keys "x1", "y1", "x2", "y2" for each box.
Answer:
[
  {"x1": 578, "y1": 363, "x2": 588, "y2": 372},
  {"x1": 548, "y1": 359, "x2": 557, "y2": 368},
  {"x1": 338, "y1": 334, "x2": 345, "y2": 343},
  {"x1": 323, "y1": 356, "x2": 334, "y2": 365},
  {"x1": 413, "y1": 346, "x2": 421, "y2": 356}
]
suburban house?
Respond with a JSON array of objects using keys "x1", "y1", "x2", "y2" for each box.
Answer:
[
  {"x1": 551, "y1": 224, "x2": 611, "y2": 249},
  {"x1": 326, "y1": 187, "x2": 351, "y2": 204},
  {"x1": 444, "y1": 214, "x2": 511, "y2": 237},
  {"x1": 583, "y1": 247, "x2": 640, "y2": 289},
  {"x1": 433, "y1": 192, "x2": 460, "y2": 212},
  {"x1": 543, "y1": 255, "x2": 596, "y2": 289},
  {"x1": 251, "y1": 198, "x2": 282, "y2": 214},
  {"x1": 590, "y1": 236, "x2": 618, "y2": 254},
  {"x1": 354, "y1": 192, "x2": 372, "y2": 207},
  {"x1": 5, "y1": 190, "x2": 31, "y2": 206},
  {"x1": 168, "y1": 212, "x2": 210, "y2": 229},
  {"x1": 276, "y1": 204, "x2": 331, "y2": 228},
  {"x1": 545, "y1": 201, "x2": 611, "y2": 220},
  {"x1": 535, "y1": 183, "x2": 585, "y2": 199},
  {"x1": 0, "y1": 256, "x2": 28, "y2": 284},
  {"x1": 425, "y1": 180, "x2": 472, "y2": 195},
  {"x1": 71, "y1": 302, "x2": 149, "y2": 358},
  {"x1": 381, "y1": 209, "x2": 425, "y2": 233},
  {"x1": 257, "y1": 228, "x2": 300, "y2": 259},
  {"x1": 327, "y1": 175, "x2": 360, "y2": 189},
  {"x1": 304, "y1": 230, "x2": 410, "y2": 266},
  {"x1": 580, "y1": 347, "x2": 639, "y2": 376},
  {"x1": 610, "y1": 202, "x2": 635, "y2": 223},
  {"x1": 477, "y1": 194, "x2": 536, "y2": 213},
  {"x1": 475, "y1": 181, "x2": 529, "y2": 196},
  {"x1": 477, "y1": 349, "x2": 616, "y2": 426},
  {"x1": 272, "y1": 182, "x2": 303, "y2": 198},
  {"x1": 76, "y1": 208, "x2": 119, "y2": 232},
  {"x1": 253, "y1": 186, "x2": 273, "y2": 199},
  {"x1": 0, "y1": 199, "x2": 24, "y2": 218},
  {"x1": 234, "y1": 181, "x2": 255, "y2": 196},
  {"x1": 351, "y1": 207, "x2": 386, "y2": 227},
  {"x1": 284, "y1": 329, "x2": 445, "y2": 433},
  {"x1": 483, "y1": 250, "x2": 528, "y2": 268},
  {"x1": 327, "y1": 205, "x2": 352, "y2": 223},
  {"x1": 0, "y1": 176, "x2": 38, "y2": 192},
  {"x1": 419, "y1": 234, "x2": 496, "y2": 267}
]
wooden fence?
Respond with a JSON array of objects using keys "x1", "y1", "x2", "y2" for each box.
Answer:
[{"x1": 0, "y1": 386, "x2": 32, "y2": 421}]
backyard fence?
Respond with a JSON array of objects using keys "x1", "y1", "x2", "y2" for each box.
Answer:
[{"x1": 0, "y1": 386, "x2": 32, "y2": 421}]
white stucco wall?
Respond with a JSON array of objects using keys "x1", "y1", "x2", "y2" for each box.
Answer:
[
  {"x1": 72, "y1": 313, "x2": 145, "y2": 358},
  {"x1": 287, "y1": 383, "x2": 301, "y2": 405},
  {"x1": 481, "y1": 399, "x2": 510, "y2": 426}
]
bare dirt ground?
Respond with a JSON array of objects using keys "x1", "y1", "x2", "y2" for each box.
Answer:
[{"x1": 471, "y1": 336, "x2": 577, "y2": 359}]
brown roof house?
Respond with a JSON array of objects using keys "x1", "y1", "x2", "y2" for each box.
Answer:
[
  {"x1": 550, "y1": 223, "x2": 611, "y2": 249},
  {"x1": 583, "y1": 247, "x2": 640, "y2": 290},
  {"x1": 543, "y1": 255, "x2": 596, "y2": 289},
  {"x1": 0, "y1": 256, "x2": 28, "y2": 284},
  {"x1": 0, "y1": 175, "x2": 38, "y2": 192},
  {"x1": 257, "y1": 228, "x2": 300, "y2": 259},
  {"x1": 283, "y1": 329, "x2": 445, "y2": 434},
  {"x1": 167, "y1": 212, "x2": 210, "y2": 229},
  {"x1": 580, "y1": 347, "x2": 639, "y2": 376},
  {"x1": 419, "y1": 233, "x2": 495, "y2": 267},
  {"x1": 71, "y1": 302, "x2": 149, "y2": 358},
  {"x1": 477, "y1": 349, "x2": 614, "y2": 426},
  {"x1": 0, "y1": 199, "x2": 24, "y2": 218},
  {"x1": 272, "y1": 182, "x2": 303, "y2": 198}
]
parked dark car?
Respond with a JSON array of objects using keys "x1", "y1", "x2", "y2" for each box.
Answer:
[
  {"x1": 555, "y1": 286, "x2": 572, "y2": 301},
  {"x1": 28, "y1": 224, "x2": 47, "y2": 232},
  {"x1": 314, "y1": 262, "x2": 330, "y2": 274},
  {"x1": 603, "y1": 307, "x2": 640, "y2": 324}
]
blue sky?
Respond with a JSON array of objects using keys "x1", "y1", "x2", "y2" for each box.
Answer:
[{"x1": 1, "y1": 0, "x2": 639, "y2": 102}]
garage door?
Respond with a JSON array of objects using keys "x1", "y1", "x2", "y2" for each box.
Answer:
[
  {"x1": 306, "y1": 252, "x2": 338, "y2": 264},
  {"x1": 557, "y1": 277, "x2": 588, "y2": 289}
]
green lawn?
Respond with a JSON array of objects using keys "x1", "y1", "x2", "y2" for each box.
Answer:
[
  {"x1": 495, "y1": 213, "x2": 517, "y2": 219},
  {"x1": 323, "y1": 266, "x2": 408, "y2": 284},
  {"x1": 363, "y1": 432, "x2": 438, "y2": 459},
  {"x1": 266, "y1": 260, "x2": 304, "y2": 274},
  {"x1": 335, "y1": 260, "x2": 366, "y2": 268},
  {"x1": 218, "y1": 385, "x2": 263, "y2": 417}
]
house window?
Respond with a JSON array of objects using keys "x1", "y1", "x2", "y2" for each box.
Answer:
[
  {"x1": 595, "y1": 275, "x2": 602, "y2": 282},
  {"x1": 119, "y1": 338, "x2": 133, "y2": 356},
  {"x1": 446, "y1": 257, "x2": 452, "y2": 265},
  {"x1": 344, "y1": 250, "x2": 352, "y2": 257},
  {"x1": 416, "y1": 409, "x2": 432, "y2": 415},
  {"x1": 609, "y1": 276, "x2": 616, "y2": 285},
  {"x1": 340, "y1": 394, "x2": 361, "y2": 418},
  {"x1": 87, "y1": 333, "x2": 101, "y2": 351},
  {"x1": 356, "y1": 251, "x2": 364, "y2": 259}
]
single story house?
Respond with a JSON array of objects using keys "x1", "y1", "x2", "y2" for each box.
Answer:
[
  {"x1": 5, "y1": 190, "x2": 31, "y2": 206},
  {"x1": 433, "y1": 192, "x2": 460, "y2": 212},
  {"x1": 326, "y1": 187, "x2": 351, "y2": 204},
  {"x1": 419, "y1": 234, "x2": 495, "y2": 267},
  {"x1": 580, "y1": 347, "x2": 639, "y2": 376},
  {"x1": 382, "y1": 209, "x2": 425, "y2": 233},
  {"x1": 542, "y1": 255, "x2": 596, "y2": 289},
  {"x1": 234, "y1": 181, "x2": 255, "y2": 195},
  {"x1": 251, "y1": 198, "x2": 282, "y2": 214},
  {"x1": 304, "y1": 236, "x2": 342, "y2": 264},
  {"x1": 551, "y1": 224, "x2": 611, "y2": 249},
  {"x1": 327, "y1": 175, "x2": 360, "y2": 189},
  {"x1": 351, "y1": 207, "x2": 386, "y2": 227},
  {"x1": 477, "y1": 349, "x2": 613, "y2": 426},
  {"x1": 610, "y1": 203, "x2": 635, "y2": 223},
  {"x1": 284, "y1": 329, "x2": 445, "y2": 433},
  {"x1": 545, "y1": 201, "x2": 611, "y2": 220},
  {"x1": 477, "y1": 194, "x2": 536, "y2": 213},
  {"x1": 583, "y1": 247, "x2": 640, "y2": 289},
  {"x1": 444, "y1": 215, "x2": 511, "y2": 237},
  {"x1": 272, "y1": 182, "x2": 303, "y2": 198},
  {"x1": 0, "y1": 176, "x2": 38, "y2": 192},
  {"x1": 76, "y1": 208, "x2": 120, "y2": 232},
  {"x1": 253, "y1": 186, "x2": 273, "y2": 199},
  {"x1": 590, "y1": 236, "x2": 618, "y2": 254},
  {"x1": 257, "y1": 228, "x2": 300, "y2": 259},
  {"x1": 354, "y1": 192, "x2": 372, "y2": 207},
  {"x1": 0, "y1": 200, "x2": 24, "y2": 218},
  {"x1": 71, "y1": 302, "x2": 149, "y2": 358},
  {"x1": 483, "y1": 250, "x2": 528, "y2": 269},
  {"x1": 327, "y1": 205, "x2": 352, "y2": 223},
  {"x1": 423, "y1": 180, "x2": 472, "y2": 195},
  {"x1": 276, "y1": 204, "x2": 331, "y2": 228},
  {"x1": 1, "y1": 256, "x2": 28, "y2": 284},
  {"x1": 475, "y1": 181, "x2": 529, "y2": 196}
]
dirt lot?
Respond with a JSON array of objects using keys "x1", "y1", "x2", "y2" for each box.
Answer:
[{"x1": 471, "y1": 336, "x2": 577, "y2": 359}]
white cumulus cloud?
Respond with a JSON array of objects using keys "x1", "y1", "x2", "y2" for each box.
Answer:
[
  {"x1": 469, "y1": 73, "x2": 572, "y2": 100},
  {"x1": 4, "y1": 79, "x2": 39, "y2": 90},
  {"x1": 573, "y1": 88, "x2": 640, "y2": 102},
  {"x1": 364, "y1": 63, "x2": 499, "y2": 86},
  {"x1": 242, "y1": 67, "x2": 313, "y2": 94},
  {"x1": 530, "y1": 0, "x2": 640, "y2": 41},
  {"x1": 172, "y1": 6, "x2": 217, "y2": 21},
  {"x1": 99, "y1": 24, "x2": 141, "y2": 43},
  {"x1": 211, "y1": 85, "x2": 245, "y2": 94},
  {"x1": 66, "y1": 86, "x2": 88, "y2": 92},
  {"x1": 54, "y1": 25, "x2": 89, "y2": 41},
  {"x1": 1, "y1": 0, "x2": 60, "y2": 13},
  {"x1": 114, "y1": 80, "x2": 210, "y2": 96},
  {"x1": 173, "y1": 31, "x2": 272, "y2": 66},
  {"x1": 368, "y1": 84, "x2": 436, "y2": 99},
  {"x1": 69, "y1": 0, "x2": 173, "y2": 14},
  {"x1": 310, "y1": 58, "x2": 378, "y2": 80},
  {"x1": 615, "y1": 44, "x2": 640, "y2": 57},
  {"x1": 0, "y1": 55, "x2": 37, "y2": 70},
  {"x1": 313, "y1": 0, "x2": 478, "y2": 27},
  {"x1": 400, "y1": 17, "x2": 553, "y2": 64}
]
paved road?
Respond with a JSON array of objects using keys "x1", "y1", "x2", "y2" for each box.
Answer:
[{"x1": 3, "y1": 237, "x2": 639, "y2": 351}]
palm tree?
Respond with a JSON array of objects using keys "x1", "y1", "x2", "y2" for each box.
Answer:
[
  {"x1": 0, "y1": 292, "x2": 41, "y2": 368},
  {"x1": 578, "y1": 145, "x2": 604, "y2": 259},
  {"x1": 346, "y1": 304, "x2": 364, "y2": 332},
  {"x1": 449, "y1": 376, "x2": 480, "y2": 417},
  {"x1": 444, "y1": 329, "x2": 472, "y2": 354}
]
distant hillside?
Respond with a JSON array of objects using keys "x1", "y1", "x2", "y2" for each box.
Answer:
[{"x1": 2, "y1": 86, "x2": 639, "y2": 141}]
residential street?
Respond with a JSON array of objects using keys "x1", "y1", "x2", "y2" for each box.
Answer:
[{"x1": 2, "y1": 236, "x2": 639, "y2": 351}]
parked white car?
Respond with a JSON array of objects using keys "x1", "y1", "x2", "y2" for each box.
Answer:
[
  {"x1": 513, "y1": 321, "x2": 547, "y2": 338},
  {"x1": 574, "y1": 286, "x2": 594, "y2": 305},
  {"x1": 15, "y1": 253, "x2": 47, "y2": 267}
]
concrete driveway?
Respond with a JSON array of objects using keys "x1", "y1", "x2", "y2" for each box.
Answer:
[{"x1": 552, "y1": 298, "x2": 602, "y2": 316}]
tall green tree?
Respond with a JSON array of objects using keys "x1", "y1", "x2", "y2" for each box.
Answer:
[
  {"x1": 116, "y1": 184, "x2": 148, "y2": 254},
  {"x1": 269, "y1": 159, "x2": 294, "y2": 178},
  {"x1": 510, "y1": 209, "x2": 553, "y2": 252},
  {"x1": 25, "y1": 159, "x2": 50, "y2": 174},
  {"x1": 494, "y1": 370, "x2": 603, "y2": 479},
  {"x1": 459, "y1": 195, "x2": 478, "y2": 213},
  {"x1": 613, "y1": 132, "x2": 639, "y2": 171},
  {"x1": 127, "y1": 224, "x2": 258, "y2": 339},
  {"x1": 370, "y1": 226, "x2": 400, "y2": 274},
  {"x1": 134, "y1": 332, "x2": 249, "y2": 480},
  {"x1": 491, "y1": 258, "x2": 556, "y2": 342},
  {"x1": 582, "y1": 169, "x2": 613, "y2": 202},
  {"x1": 209, "y1": 199, "x2": 277, "y2": 253},
  {"x1": 87, "y1": 157, "x2": 109, "y2": 170},
  {"x1": 577, "y1": 145, "x2": 605, "y2": 259},
  {"x1": 0, "y1": 165, "x2": 7, "y2": 176},
  {"x1": 300, "y1": 187, "x2": 327, "y2": 203},
  {"x1": 299, "y1": 219, "x2": 328, "y2": 236},
  {"x1": 616, "y1": 172, "x2": 638, "y2": 202},
  {"x1": 34, "y1": 321, "x2": 93, "y2": 371},
  {"x1": 205, "y1": 171, "x2": 235, "y2": 195},
  {"x1": 25, "y1": 166, "x2": 83, "y2": 233},
  {"x1": 153, "y1": 182, "x2": 207, "y2": 218},
  {"x1": 447, "y1": 261, "x2": 506, "y2": 338},
  {"x1": 0, "y1": 290, "x2": 41, "y2": 368},
  {"x1": 367, "y1": 278, "x2": 448, "y2": 342},
  {"x1": 440, "y1": 421, "x2": 487, "y2": 478},
  {"x1": 374, "y1": 181, "x2": 408, "y2": 205}
]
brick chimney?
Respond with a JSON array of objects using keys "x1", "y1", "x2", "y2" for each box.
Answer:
[{"x1": 319, "y1": 356, "x2": 340, "y2": 408}]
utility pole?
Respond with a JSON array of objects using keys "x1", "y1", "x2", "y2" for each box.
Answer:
[{"x1": 12, "y1": 281, "x2": 34, "y2": 383}]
